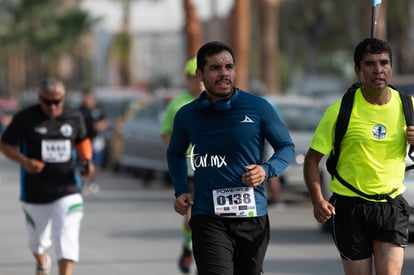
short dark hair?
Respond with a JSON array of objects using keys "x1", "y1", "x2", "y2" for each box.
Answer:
[
  {"x1": 196, "y1": 41, "x2": 235, "y2": 72},
  {"x1": 353, "y1": 38, "x2": 392, "y2": 68}
]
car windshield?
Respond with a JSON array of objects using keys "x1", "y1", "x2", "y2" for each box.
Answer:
[
  {"x1": 278, "y1": 104, "x2": 324, "y2": 131},
  {"x1": 98, "y1": 100, "x2": 129, "y2": 119},
  {"x1": 133, "y1": 104, "x2": 162, "y2": 121},
  {"x1": 125, "y1": 98, "x2": 169, "y2": 123}
]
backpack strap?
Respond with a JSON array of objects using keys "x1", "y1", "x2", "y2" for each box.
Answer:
[
  {"x1": 400, "y1": 92, "x2": 414, "y2": 170},
  {"x1": 325, "y1": 83, "x2": 358, "y2": 176},
  {"x1": 333, "y1": 83, "x2": 358, "y2": 153},
  {"x1": 397, "y1": 88, "x2": 413, "y2": 127},
  {"x1": 334, "y1": 172, "x2": 398, "y2": 200}
]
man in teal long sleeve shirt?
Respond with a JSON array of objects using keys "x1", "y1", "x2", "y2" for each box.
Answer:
[{"x1": 167, "y1": 41, "x2": 294, "y2": 275}]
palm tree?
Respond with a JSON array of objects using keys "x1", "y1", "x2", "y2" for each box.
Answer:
[
  {"x1": 258, "y1": 0, "x2": 279, "y2": 95},
  {"x1": 183, "y1": 0, "x2": 203, "y2": 58},
  {"x1": 108, "y1": 0, "x2": 137, "y2": 86},
  {"x1": 108, "y1": 0, "x2": 201, "y2": 86},
  {"x1": 231, "y1": 0, "x2": 250, "y2": 90},
  {"x1": 0, "y1": 0, "x2": 97, "y2": 94}
]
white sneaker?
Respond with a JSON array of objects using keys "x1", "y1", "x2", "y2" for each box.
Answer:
[
  {"x1": 89, "y1": 182, "x2": 100, "y2": 194},
  {"x1": 36, "y1": 254, "x2": 51, "y2": 275},
  {"x1": 82, "y1": 181, "x2": 100, "y2": 195}
]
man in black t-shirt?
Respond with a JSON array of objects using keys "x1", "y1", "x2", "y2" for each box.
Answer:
[{"x1": 1, "y1": 77, "x2": 95, "y2": 275}]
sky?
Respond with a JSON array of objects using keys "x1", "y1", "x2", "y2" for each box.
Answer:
[{"x1": 81, "y1": 0, "x2": 234, "y2": 32}]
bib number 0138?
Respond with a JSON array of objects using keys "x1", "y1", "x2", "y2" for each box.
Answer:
[
  {"x1": 216, "y1": 193, "x2": 252, "y2": 205},
  {"x1": 212, "y1": 187, "x2": 257, "y2": 218}
]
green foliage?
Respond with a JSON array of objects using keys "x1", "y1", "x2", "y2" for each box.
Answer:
[
  {"x1": 111, "y1": 31, "x2": 133, "y2": 62},
  {"x1": 278, "y1": 0, "x2": 413, "y2": 75},
  {"x1": 0, "y1": 0, "x2": 99, "y2": 77}
]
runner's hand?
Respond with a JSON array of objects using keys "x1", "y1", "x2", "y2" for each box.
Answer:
[
  {"x1": 313, "y1": 199, "x2": 335, "y2": 223},
  {"x1": 174, "y1": 193, "x2": 193, "y2": 216},
  {"x1": 407, "y1": 125, "x2": 414, "y2": 145},
  {"x1": 23, "y1": 158, "x2": 45, "y2": 174},
  {"x1": 242, "y1": 164, "x2": 266, "y2": 187}
]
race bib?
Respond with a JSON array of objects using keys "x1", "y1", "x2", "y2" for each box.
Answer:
[
  {"x1": 41, "y1": 140, "x2": 71, "y2": 163},
  {"x1": 212, "y1": 187, "x2": 257, "y2": 218}
]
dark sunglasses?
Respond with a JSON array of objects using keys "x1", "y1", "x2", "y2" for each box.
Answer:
[{"x1": 40, "y1": 97, "x2": 63, "y2": 106}]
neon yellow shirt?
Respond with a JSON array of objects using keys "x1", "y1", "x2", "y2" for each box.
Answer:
[
  {"x1": 160, "y1": 91, "x2": 197, "y2": 177},
  {"x1": 311, "y1": 88, "x2": 408, "y2": 199},
  {"x1": 160, "y1": 91, "x2": 196, "y2": 136}
]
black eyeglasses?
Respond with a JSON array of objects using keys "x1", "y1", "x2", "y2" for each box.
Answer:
[{"x1": 40, "y1": 97, "x2": 63, "y2": 106}]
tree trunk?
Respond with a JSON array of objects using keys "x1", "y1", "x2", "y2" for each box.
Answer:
[
  {"x1": 231, "y1": 0, "x2": 250, "y2": 90},
  {"x1": 259, "y1": 0, "x2": 279, "y2": 95},
  {"x1": 7, "y1": 52, "x2": 25, "y2": 98},
  {"x1": 183, "y1": 0, "x2": 203, "y2": 59}
]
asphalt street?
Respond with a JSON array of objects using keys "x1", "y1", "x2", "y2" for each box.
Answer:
[{"x1": 0, "y1": 156, "x2": 413, "y2": 275}]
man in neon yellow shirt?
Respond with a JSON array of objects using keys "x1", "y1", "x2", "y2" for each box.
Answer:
[
  {"x1": 160, "y1": 57, "x2": 204, "y2": 144},
  {"x1": 160, "y1": 57, "x2": 204, "y2": 274},
  {"x1": 304, "y1": 38, "x2": 414, "y2": 275}
]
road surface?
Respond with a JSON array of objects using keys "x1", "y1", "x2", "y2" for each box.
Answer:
[{"x1": 0, "y1": 157, "x2": 413, "y2": 274}]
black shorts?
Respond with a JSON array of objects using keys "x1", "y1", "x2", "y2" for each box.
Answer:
[
  {"x1": 329, "y1": 193, "x2": 409, "y2": 260},
  {"x1": 190, "y1": 215, "x2": 269, "y2": 275}
]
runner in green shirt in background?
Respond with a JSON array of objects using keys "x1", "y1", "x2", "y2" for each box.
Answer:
[{"x1": 160, "y1": 57, "x2": 204, "y2": 274}]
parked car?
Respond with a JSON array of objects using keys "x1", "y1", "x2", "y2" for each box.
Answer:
[
  {"x1": 286, "y1": 74, "x2": 345, "y2": 106},
  {"x1": 266, "y1": 95, "x2": 329, "y2": 196},
  {"x1": 93, "y1": 88, "x2": 149, "y2": 168},
  {"x1": 115, "y1": 93, "x2": 176, "y2": 181},
  {"x1": 392, "y1": 74, "x2": 414, "y2": 95}
]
